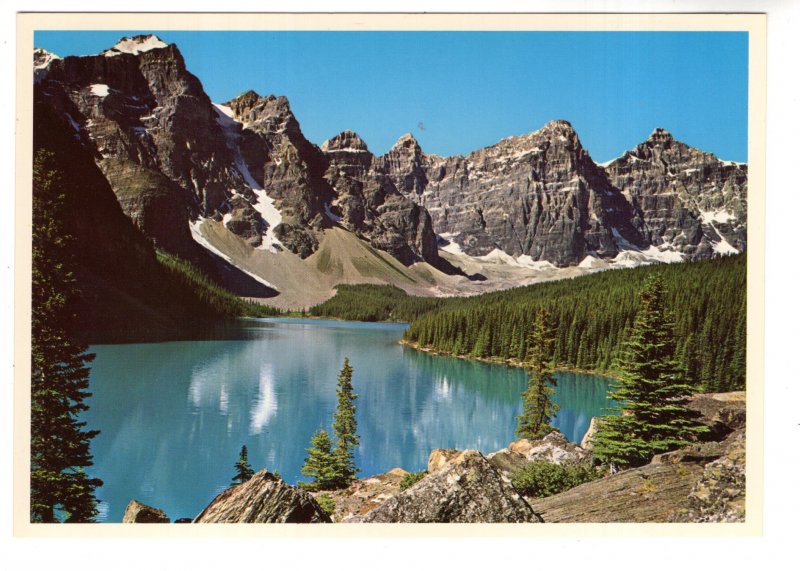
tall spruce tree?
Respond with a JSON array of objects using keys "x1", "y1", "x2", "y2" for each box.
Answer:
[
  {"x1": 331, "y1": 358, "x2": 359, "y2": 487},
  {"x1": 31, "y1": 149, "x2": 102, "y2": 522},
  {"x1": 592, "y1": 276, "x2": 709, "y2": 469},
  {"x1": 299, "y1": 429, "x2": 337, "y2": 491},
  {"x1": 231, "y1": 445, "x2": 255, "y2": 486},
  {"x1": 516, "y1": 309, "x2": 560, "y2": 439}
]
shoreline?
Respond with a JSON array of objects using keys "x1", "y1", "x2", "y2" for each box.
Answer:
[{"x1": 399, "y1": 339, "x2": 623, "y2": 381}]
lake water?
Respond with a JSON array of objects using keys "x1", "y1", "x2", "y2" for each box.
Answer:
[{"x1": 85, "y1": 318, "x2": 615, "y2": 522}]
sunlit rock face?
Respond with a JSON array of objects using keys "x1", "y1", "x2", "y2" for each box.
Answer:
[
  {"x1": 384, "y1": 120, "x2": 646, "y2": 266},
  {"x1": 602, "y1": 128, "x2": 747, "y2": 259},
  {"x1": 35, "y1": 37, "x2": 746, "y2": 270},
  {"x1": 385, "y1": 124, "x2": 746, "y2": 266},
  {"x1": 33, "y1": 37, "x2": 443, "y2": 267}
]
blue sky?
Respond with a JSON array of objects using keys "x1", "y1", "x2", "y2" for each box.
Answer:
[{"x1": 34, "y1": 31, "x2": 748, "y2": 163}]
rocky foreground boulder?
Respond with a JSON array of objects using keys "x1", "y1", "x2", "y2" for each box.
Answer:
[
  {"x1": 528, "y1": 392, "x2": 747, "y2": 523},
  {"x1": 122, "y1": 499, "x2": 170, "y2": 523},
  {"x1": 486, "y1": 431, "x2": 588, "y2": 482},
  {"x1": 314, "y1": 467, "x2": 410, "y2": 522},
  {"x1": 351, "y1": 450, "x2": 542, "y2": 523},
  {"x1": 194, "y1": 470, "x2": 331, "y2": 523}
]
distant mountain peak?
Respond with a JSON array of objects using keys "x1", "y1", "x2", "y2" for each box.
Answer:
[
  {"x1": 322, "y1": 130, "x2": 370, "y2": 153},
  {"x1": 390, "y1": 133, "x2": 422, "y2": 153},
  {"x1": 33, "y1": 47, "x2": 60, "y2": 70},
  {"x1": 103, "y1": 34, "x2": 169, "y2": 57},
  {"x1": 647, "y1": 127, "x2": 674, "y2": 143},
  {"x1": 543, "y1": 119, "x2": 575, "y2": 131}
]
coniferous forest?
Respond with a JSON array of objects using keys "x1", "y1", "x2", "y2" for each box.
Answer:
[
  {"x1": 405, "y1": 255, "x2": 746, "y2": 393},
  {"x1": 312, "y1": 255, "x2": 746, "y2": 393}
]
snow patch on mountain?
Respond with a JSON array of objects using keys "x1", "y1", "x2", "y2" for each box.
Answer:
[
  {"x1": 700, "y1": 210, "x2": 735, "y2": 224},
  {"x1": 713, "y1": 238, "x2": 739, "y2": 255},
  {"x1": 104, "y1": 35, "x2": 168, "y2": 57},
  {"x1": 190, "y1": 220, "x2": 277, "y2": 289},
  {"x1": 213, "y1": 103, "x2": 284, "y2": 252},
  {"x1": 578, "y1": 255, "x2": 608, "y2": 269},
  {"x1": 90, "y1": 84, "x2": 110, "y2": 97}
]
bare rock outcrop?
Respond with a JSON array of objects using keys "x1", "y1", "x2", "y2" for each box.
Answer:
[
  {"x1": 509, "y1": 431, "x2": 589, "y2": 464},
  {"x1": 388, "y1": 120, "x2": 645, "y2": 266},
  {"x1": 322, "y1": 131, "x2": 442, "y2": 267},
  {"x1": 194, "y1": 470, "x2": 331, "y2": 523},
  {"x1": 318, "y1": 467, "x2": 410, "y2": 522},
  {"x1": 426, "y1": 448, "x2": 463, "y2": 473},
  {"x1": 527, "y1": 460, "x2": 707, "y2": 522},
  {"x1": 528, "y1": 392, "x2": 747, "y2": 523},
  {"x1": 580, "y1": 417, "x2": 600, "y2": 450},
  {"x1": 122, "y1": 499, "x2": 170, "y2": 523},
  {"x1": 669, "y1": 431, "x2": 746, "y2": 523},
  {"x1": 355, "y1": 450, "x2": 542, "y2": 523},
  {"x1": 603, "y1": 128, "x2": 747, "y2": 259}
]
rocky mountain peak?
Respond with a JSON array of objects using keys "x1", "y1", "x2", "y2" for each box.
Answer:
[
  {"x1": 542, "y1": 118, "x2": 575, "y2": 131},
  {"x1": 647, "y1": 127, "x2": 674, "y2": 144},
  {"x1": 224, "y1": 91, "x2": 295, "y2": 131},
  {"x1": 33, "y1": 47, "x2": 59, "y2": 69},
  {"x1": 229, "y1": 89, "x2": 261, "y2": 107},
  {"x1": 103, "y1": 34, "x2": 169, "y2": 57},
  {"x1": 321, "y1": 130, "x2": 370, "y2": 153},
  {"x1": 391, "y1": 133, "x2": 421, "y2": 151}
]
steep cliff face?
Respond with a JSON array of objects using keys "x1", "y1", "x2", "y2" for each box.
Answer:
[
  {"x1": 602, "y1": 128, "x2": 747, "y2": 258},
  {"x1": 35, "y1": 37, "x2": 444, "y2": 270},
  {"x1": 216, "y1": 90, "x2": 333, "y2": 255},
  {"x1": 322, "y1": 131, "x2": 441, "y2": 266},
  {"x1": 384, "y1": 121, "x2": 645, "y2": 266},
  {"x1": 33, "y1": 37, "x2": 747, "y2": 297},
  {"x1": 36, "y1": 35, "x2": 249, "y2": 257}
]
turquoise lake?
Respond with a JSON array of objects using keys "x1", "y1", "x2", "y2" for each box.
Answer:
[{"x1": 85, "y1": 318, "x2": 615, "y2": 522}]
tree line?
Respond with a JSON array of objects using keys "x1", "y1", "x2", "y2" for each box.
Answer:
[
  {"x1": 516, "y1": 276, "x2": 710, "y2": 484},
  {"x1": 403, "y1": 255, "x2": 746, "y2": 393}
]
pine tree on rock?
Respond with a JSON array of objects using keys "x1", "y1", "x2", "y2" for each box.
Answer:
[
  {"x1": 592, "y1": 276, "x2": 709, "y2": 469},
  {"x1": 331, "y1": 358, "x2": 360, "y2": 488},
  {"x1": 30, "y1": 149, "x2": 102, "y2": 523},
  {"x1": 231, "y1": 445, "x2": 255, "y2": 486},
  {"x1": 300, "y1": 429, "x2": 337, "y2": 491},
  {"x1": 516, "y1": 309, "x2": 560, "y2": 440}
]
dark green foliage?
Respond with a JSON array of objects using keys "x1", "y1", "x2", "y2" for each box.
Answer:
[
  {"x1": 156, "y1": 251, "x2": 281, "y2": 319},
  {"x1": 403, "y1": 255, "x2": 746, "y2": 392},
  {"x1": 300, "y1": 430, "x2": 338, "y2": 491},
  {"x1": 399, "y1": 470, "x2": 427, "y2": 491},
  {"x1": 231, "y1": 445, "x2": 255, "y2": 486},
  {"x1": 332, "y1": 358, "x2": 360, "y2": 487},
  {"x1": 309, "y1": 284, "x2": 444, "y2": 322},
  {"x1": 511, "y1": 460, "x2": 601, "y2": 498},
  {"x1": 31, "y1": 149, "x2": 102, "y2": 523},
  {"x1": 300, "y1": 359, "x2": 362, "y2": 491},
  {"x1": 592, "y1": 276, "x2": 710, "y2": 469},
  {"x1": 517, "y1": 310, "x2": 560, "y2": 439},
  {"x1": 315, "y1": 493, "x2": 336, "y2": 516}
]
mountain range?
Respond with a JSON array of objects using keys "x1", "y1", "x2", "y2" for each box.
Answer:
[{"x1": 32, "y1": 35, "x2": 748, "y2": 312}]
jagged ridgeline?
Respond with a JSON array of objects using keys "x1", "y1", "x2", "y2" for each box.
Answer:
[{"x1": 315, "y1": 255, "x2": 746, "y2": 392}]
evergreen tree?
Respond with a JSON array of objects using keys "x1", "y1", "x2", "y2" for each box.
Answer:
[
  {"x1": 299, "y1": 429, "x2": 337, "y2": 491},
  {"x1": 30, "y1": 149, "x2": 102, "y2": 522},
  {"x1": 592, "y1": 276, "x2": 709, "y2": 469},
  {"x1": 516, "y1": 310, "x2": 560, "y2": 439},
  {"x1": 331, "y1": 358, "x2": 360, "y2": 487},
  {"x1": 231, "y1": 445, "x2": 255, "y2": 486}
]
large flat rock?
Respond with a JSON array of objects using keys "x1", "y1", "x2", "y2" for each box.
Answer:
[{"x1": 528, "y1": 462, "x2": 706, "y2": 523}]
